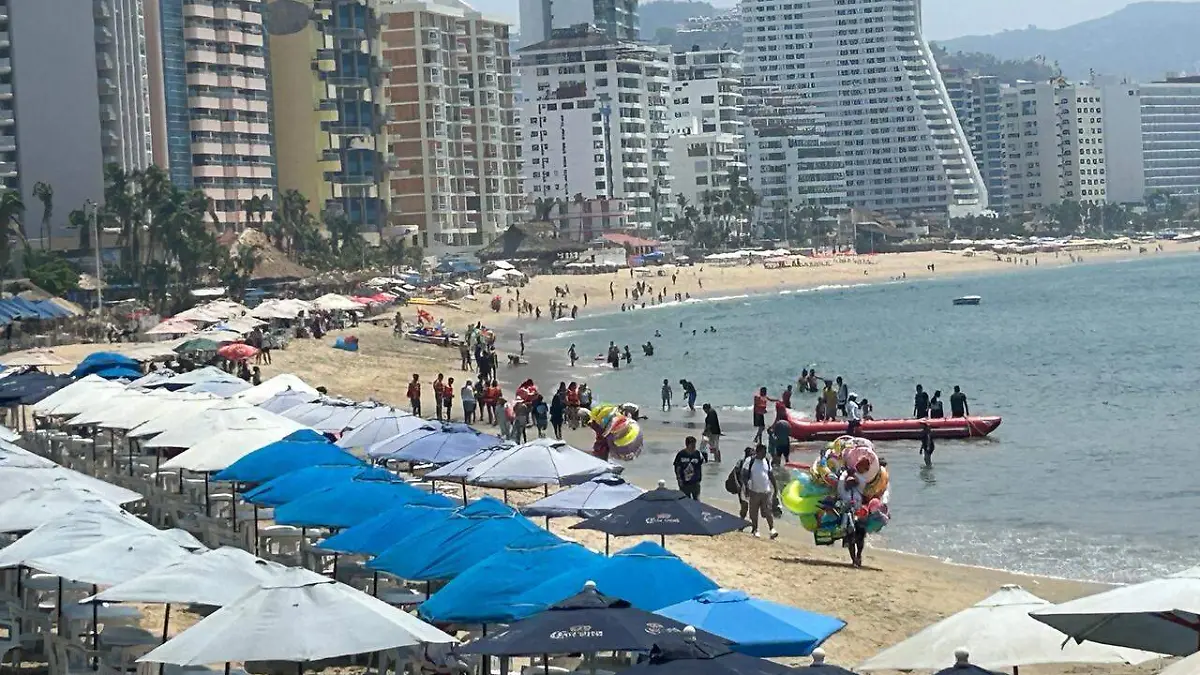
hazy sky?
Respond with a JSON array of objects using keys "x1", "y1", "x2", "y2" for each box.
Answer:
[{"x1": 475, "y1": 0, "x2": 1195, "y2": 40}]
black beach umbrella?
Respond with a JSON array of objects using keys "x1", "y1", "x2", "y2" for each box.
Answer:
[
  {"x1": 458, "y1": 582, "x2": 728, "y2": 656},
  {"x1": 932, "y1": 663, "x2": 1005, "y2": 675},
  {"x1": 800, "y1": 648, "x2": 859, "y2": 675},
  {"x1": 569, "y1": 480, "x2": 749, "y2": 544},
  {"x1": 615, "y1": 627, "x2": 799, "y2": 675}
]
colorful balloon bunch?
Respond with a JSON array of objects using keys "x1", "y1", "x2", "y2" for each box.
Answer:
[
  {"x1": 780, "y1": 435, "x2": 891, "y2": 540},
  {"x1": 586, "y1": 404, "x2": 644, "y2": 461}
]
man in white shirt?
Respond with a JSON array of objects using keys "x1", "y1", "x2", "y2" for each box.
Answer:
[
  {"x1": 845, "y1": 393, "x2": 862, "y2": 435},
  {"x1": 740, "y1": 445, "x2": 778, "y2": 539}
]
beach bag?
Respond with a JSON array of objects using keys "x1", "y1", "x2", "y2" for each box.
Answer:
[{"x1": 724, "y1": 464, "x2": 741, "y2": 494}]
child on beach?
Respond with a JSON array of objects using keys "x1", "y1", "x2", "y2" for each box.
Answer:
[
  {"x1": 532, "y1": 396, "x2": 549, "y2": 438},
  {"x1": 661, "y1": 379, "x2": 673, "y2": 411}
]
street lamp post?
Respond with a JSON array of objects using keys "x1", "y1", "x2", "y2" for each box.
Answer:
[{"x1": 85, "y1": 200, "x2": 102, "y2": 312}]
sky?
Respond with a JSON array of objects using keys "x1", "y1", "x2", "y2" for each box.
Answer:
[{"x1": 474, "y1": 0, "x2": 1197, "y2": 40}]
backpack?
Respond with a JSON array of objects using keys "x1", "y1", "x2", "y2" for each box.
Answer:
[{"x1": 724, "y1": 460, "x2": 743, "y2": 494}]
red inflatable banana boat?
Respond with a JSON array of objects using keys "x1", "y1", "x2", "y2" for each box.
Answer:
[{"x1": 788, "y1": 415, "x2": 1002, "y2": 442}]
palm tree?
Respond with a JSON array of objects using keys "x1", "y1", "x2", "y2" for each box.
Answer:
[
  {"x1": 32, "y1": 182, "x2": 52, "y2": 250},
  {"x1": 103, "y1": 163, "x2": 146, "y2": 280}
]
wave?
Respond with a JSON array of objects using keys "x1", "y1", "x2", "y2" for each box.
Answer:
[{"x1": 550, "y1": 327, "x2": 608, "y2": 340}]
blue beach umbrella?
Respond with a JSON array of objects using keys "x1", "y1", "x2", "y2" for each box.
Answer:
[
  {"x1": 512, "y1": 540, "x2": 718, "y2": 615},
  {"x1": 419, "y1": 529, "x2": 603, "y2": 624},
  {"x1": 656, "y1": 589, "x2": 845, "y2": 657},
  {"x1": 71, "y1": 352, "x2": 139, "y2": 378},
  {"x1": 93, "y1": 366, "x2": 144, "y2": 381},
  {"x1": 368, "y1": 496, "x2": 542, "y2": 582},
  {"x1": 274, "y1": 477, "x2": 455, "y2": 528},
  {"x1": 241, "y1": 465, "x2": 394, "y2": 507},
  {"x1": 319, "y1": 502, "x2": 458, "y2": 556},
  {"x1": 213, "y1": 440, "x2": 363, "y2": 484}
]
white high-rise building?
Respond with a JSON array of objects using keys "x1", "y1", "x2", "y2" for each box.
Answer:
[
  {"x1": 742, "y1": 86, "x2": 847, "y2": 227},
  {"x1": 519, "y1": 25, "x2": 671, "y2": 232},
  {"x1": 1000, "y1": 80, "x2": 1061, "y2": 212},
  {"x1": 666, "y1": 48, "x2": 744, "y2": 207},
  {"x1": 740, "y1": 0, "x2": 986, "y2": 214},
  {"x1": 517, "y1": 0, "x2": 638, "y2": 49},
  {"x1": 1141, "y1": 76, "x2": 1200, "y2": 198}
]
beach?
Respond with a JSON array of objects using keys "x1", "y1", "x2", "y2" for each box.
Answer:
[{"x1": 13, "y1": 243, "x2": 1196, "y2": 670}]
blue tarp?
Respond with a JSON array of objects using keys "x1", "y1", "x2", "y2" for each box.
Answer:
[
  {"x1": 419, "y1": 529, "x2": 603, "y2": 624},
  {"x1": 655, "y1": 589, "x2": 845, "y2": 657},
  {"x1": 241, "y1": 465, "x2": 394, "y2": 506},
  {"x1": 368, "y1": 496, "x2": 543, "y2": 581},
  {"x1": 512, "y1": 541, "x2": 719, "y2": 615},
  {"x1": 71, "y1": 352, "x2": 140, "y2": 378},
  {"x1": 319, "y1": 502, "x2": 458, "y2": 556},
  {"x1": 273, "y1": 477, "x2": 455, "y2": 528},
  {"x1": 368, "y1": 425, "x2": 505, "y2": 464},
  {"x1": 213, "y1": 440, "x2": 363, "y2": 484}
]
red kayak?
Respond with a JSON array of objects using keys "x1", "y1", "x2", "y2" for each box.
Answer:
[{"x1": 788, "y1": 415, "x2": 1002, "y2": 442}]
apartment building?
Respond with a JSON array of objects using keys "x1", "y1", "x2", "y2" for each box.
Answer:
[
  {"x1": 742, "y1": 86, "x2": 847, "y2": 228},
  {"x1": 380, "y1": 0, "x2": 522, "y2": 248},
  {"x1": 943, "y1": 70, "x2": 1008, "y2": 212},
  {"x1": 6, "y1": 0, "x2": 153, "y2": 245},
  {"x1": 1141, "y1": 76, "x2": 1200, "y2": 198},
  {"x1": 153, "y1": 0, "x2": 275, "y2": 227},
  {"x1": 740, "y1": 0, "x2": 986, "y2": 214},
  {"x1": 1000, "y1": 80, "x2": 1061, "y2": 212},
  {"x1": 517, "y1": 0, "x2": 638, "y2": 49},
  {"x1": 666, "y1": 48, "x2": 744, "y2": 207},
  {"x1": 520, "y1": 25, "x2": 671, "y2": 232}
]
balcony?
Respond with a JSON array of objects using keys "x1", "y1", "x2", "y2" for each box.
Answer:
[
  {"x1": 326, "y1": 75, "x2": 368, "y2": 89},
  {"x1": 315, "y1": 100, "x2": 338, "y2": 122},
  {"x1": 328, "y1": 26, "x2": 366, "y2": 39},
  {"x1": 0, "y1": 59, "x2": 10, "y2": 74},
  {"x1": 0, "y1": 162, "x2": 14, "y2": 176},
  {"x1": 99, "y1": 105, "x2": 117, "y2": 122},
  {"x1": 314, "y1": 50, "x2": 336, "y2": 72},
  {"x1": 0, "y1": 111, "x2": 13, "y2": 125},
  {"x1": 182, "y1": 2, "x2": 213, "y2": 17},
  {"x1": 0, "y1": 85, "x2": 10, "y2": 99},
  {"x1": 324, "y1": 122, "x2": 373, "y2": 136},
  {"x1": 319, "y1": 150, "x2": 341, "y2": 171},
  {"x1": 332, "y1": 173, "x2": 376, "y2": 186},
  {"x1": 0, "y1": 137, "x2": 14, "y2": 152}
]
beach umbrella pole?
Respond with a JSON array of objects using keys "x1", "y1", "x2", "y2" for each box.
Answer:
[
  {"x1": 371, "y1": 571, "x2": 379, "y2": 597},
  {"x1": 461, "y1": 483, "x2": 468, "y2": 505},
  {"x1": 127, "y1": 436, "x2": 134, "y2": 476},
  {"x1": 56, "y1": 577, "x2": 63, "y2": 636},
  {"x1": 230, "y1": 484, "x2": 238, "y2": 532},
  {"x1": 204, "y1": 473, "x2": 211, "y2": 517},
  {"x1": 159, "y1": 604, "x2": 171, "y2": 675},
  {"x1": 605, "y1": 534, "x2": 609, "y2": 556},
  {"x1": 91, "y1": 584, "x2": 99, "y2": 669},
  {"x1": 253, "y1": 505, "x2": 260, "y2": 555},
  {"x1": 660, "y1": 534, "x2": 665, "y2": 547}
]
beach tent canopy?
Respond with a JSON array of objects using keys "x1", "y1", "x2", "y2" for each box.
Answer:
[
  {"x1": 463, "y1": 438, "x2": 620, "y2": 489},
  {"x1": 237, "y1": 375, "x2": 320, "y2": 406},
  {"x1": 71, "y1": 352, "x2": 140, "y2": 378},
  {"x1": 138, "y1": 571, "x2": 455, "y2": 666},
  {"x1": 858, "y1": 585, "x2": 1160, "y2": 671},
  {"x1": 160, "y1": 426, "x2": 322, "y2": 473},
  {"x1": 319, "y1": 502, "x2": 457, "y2": 556},
  {"x1": 656, "y1": 589, "x2": 845, "y2": 658},
  {"x1": 241, "y1": 465, "x2": 393, "y2": 507},
  {"x1": 1030, "y1": 568, "x2": 1200, "y2": 656},
  {"x1": 459, "y1": 584, "x2": 725, "y2": 656},
  {"x1": 24, "y1": 530, "x2": 202, "y2": 587},
  {"x1": 368, "y1": 496, "x2": 543, "y2": 582},
  {"x1": 337, "y1": 415, "x2": 427, "y2": 451},
  {"x1": 0, "y1": 505, "x2": 195, "y2": 569},
  {"x1": 571, "y1": 481, "x2": 748, "y2": 538},
  {"x1": 513, "y1": 541, "x2": 719, "y2": 615},
  {"x1": 273, "y1": 477, "x2": 454, "y2": 529},
  {"x1": 0, "y1": 486, "x2": 129, "y2": 533},
  {"x1": 419, "y1": 529, "x2": 603, "y2": 624},
  {"x1": 521, "y1": 473, "x2": 644, "y2": 519},
  {"x1": 0, "y1": 468, "x2": 141, "y2": 505},
  {"x1": 92, "y1": 546, "x2": 323, "y2": 607},
  {"x1": 369, "y1": 424, "x2": 505, "y2": 465},
  {"x1": 212, "y1": 439, "x2": 363, "y2": 483},
  {"x1": 612, "y1": 629, "x2": 795, "y2": 675},
  {"x1": 255, "y1": 389, "x2": 322, "y2": 415}
]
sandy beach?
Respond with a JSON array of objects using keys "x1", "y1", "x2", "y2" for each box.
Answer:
[{"x1": 13, "y1": 244, "x2": 1195, "y2": 671}]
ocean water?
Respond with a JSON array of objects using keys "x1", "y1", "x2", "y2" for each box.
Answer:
[{"x1": 529, "y1": 254, "x2": 1200, "y2": 583}]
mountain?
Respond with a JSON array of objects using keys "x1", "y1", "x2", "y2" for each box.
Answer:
[{"x1": 936, "y1": 1, "x2": 1200, "y2": 81}]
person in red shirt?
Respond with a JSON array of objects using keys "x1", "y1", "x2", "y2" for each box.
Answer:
[
  {"x1": 752, "y1": 387, "x2": 773, "y2": 444},
  {"x1": 484, "y1": 380, "x2": 502, "y2": 425},
  {"x1": 406, "y1": 374, "x2": 422, "y2": 417}
]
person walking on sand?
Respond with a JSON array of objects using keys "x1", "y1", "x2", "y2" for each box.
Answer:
[
  {"x1": 700, "y1": 403, "x2": 723, "y2": 462},
  {"x1": 913, "y1": 384, "x2": 930, "y2": 418},
  {"x1": 742, "y1": 444, "x2": 779, "y2": 539},
  {"x1": 661, "y1": 379, "x2": 673, "y2": 412},
  {"x1": 443, "y1": 377, "x2": 456, "y2": 422},
  {"x1": 673, "y1": 435, "x2": 705, "y2": 500},
  {"x1": 461, "y1": 380, "x2": 477, "y2": 424},
  {"x1": 406, "y1": 374, "x2": 422, "y2": 417},
  {"x1": 950, "y1": 385, "x2": 970, "y2": 418},
  {"x1": 550, "y1": 384, "x2": 566, "y2": 439},
  {"x1": 728, "y1": 446, "x2": 754, "y2": 524},
  {"x1": 519, "y1": 332, "x2": 525, "y2": 356},
  {"x1": 770, "y1": 403, "x2": 792, "y2": 467},
  {"x1": 565, "y1": 382, "x2": 581, "y2": 429},
  {"x1": 822, "y1": 380, "x2": 838, "y2": 420},
  {"x1": 752, "y1": 387, "x2": 772, "y2": 444},
  {"x1": 568, "y1": 343, "x2": 578, "y2": 367}
]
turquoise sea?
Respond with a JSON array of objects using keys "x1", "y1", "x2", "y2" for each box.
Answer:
[{"x1": 528, "y1": 253, "x2": 1200, "y2": 583}]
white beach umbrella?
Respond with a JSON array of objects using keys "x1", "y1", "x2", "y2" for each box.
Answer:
[
  {"x1": 856, "y1": 585, "x2": 1161, "y2": 672},
  {"x1": 90, "y1": 547, "x2": 321, "y2": 607},
  {"x1": 153, "y1": 366, "x2": 245, "y2": 389},
  {"x1": 35, "y1": 377, "x2": 126, "y2": 416},
  {"x1": 142, "y1": 403, "x2": 289, "y2": 448},
  {"x1": 159, "y1": 422, "x2": 309, "y2": 472},
  {"x1": 138, "y1": 570, "x2": 455, "y2": 666},
  {"x1": 25, "y1": 530, "x2": 202, "y2": 587},
  {"x1": 424, "y1": 445, "x2": 508, "y2": 481},
  {"x1": 126, "y1": 398, "x2": 229, "y2": 438},
  {"x1": 463, "y1": 438, "x2": 621, "y2": 489},
  {"x1": 235, "y1": 374, "x2": 320, "y2": 406},
  {"x1": 97, "y1": 392, "x2": 218, "y2": 431},
  {"x1": 1031, "y1": 567, "x2": 1200, "y2": 656},
  {"x1": 0, "y1": 441, "x2": 58, "y2": 468},
  {"x1": 0, "y1": 487, "x2": 127, "y2": 533},
  {"x1": 1159, "y1": 650, "x2": 1200, "y2": 675},
  {"x1": 336, "y1": 414, "x2": 423, "y2": 450},
  {"x1": 0, "y1": 504, "x2": 162, "y2": 568},
  {"x1": 0, "y1": 468, "x2": 141, "y2": 504},
  {"x1": 64, "y1": 389, "x2": 151, "y2": 426}
]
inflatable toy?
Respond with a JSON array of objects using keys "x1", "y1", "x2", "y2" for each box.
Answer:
[
  {"x1": 586, "y1": 403, "x2": 643, "y2": 461},
  {"x1": 781, "y1": 434, "x2": 891, "y2": 543}
]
